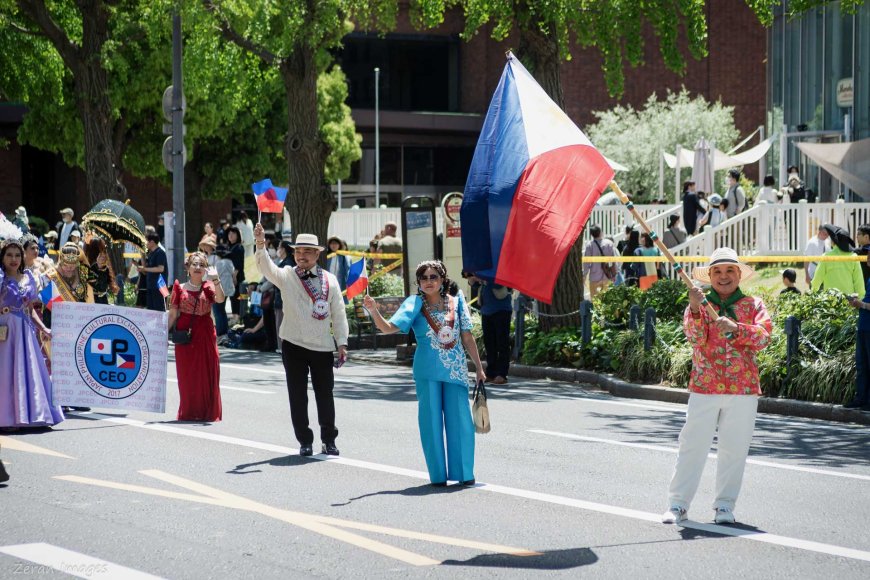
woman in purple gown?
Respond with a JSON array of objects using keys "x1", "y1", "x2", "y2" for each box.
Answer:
[{"x1": 0, "y1": 239, "x2": 63, "y2": 430}]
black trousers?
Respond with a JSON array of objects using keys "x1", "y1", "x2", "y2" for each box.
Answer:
[
  {"x1": 482, "y1": 310, "x2": 512, "y2": 378},
  {"x1": 281, "y1": 340, "x2": 337, "y2": 445}
]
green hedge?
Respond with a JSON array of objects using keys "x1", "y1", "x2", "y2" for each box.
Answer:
[{"x1": 522, "y1": 284, "x2": 858, "y2": 404}]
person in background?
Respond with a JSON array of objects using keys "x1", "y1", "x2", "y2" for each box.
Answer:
[
  {"x1": 139, "y1": 233, "x2": 167, "y2": 312},
  {"x1": 779, "y1": 269, "x2": 801, "y2": 296},
  {"x1": 698, "y1": 194, "x2": 725, "y2": 231},
  {"x1": 201, "y1": 222, "x2": 217, "y2": 247},
  {"x1": 364, "y1": 261, "x2": 484, "y2": 486},
  {"x1": 756, "y1": 175, "x2": 779, "y2": 204},
  {"x1": 55, "y1": 208, "x2": 78, "y2": 250},
  {"x1": 69, "y1": 230, "x2": 83, "y2": 249},
  {"x1": 201, "y1": 238, "x2": 234, "y2": 339},
  {"x1": 156, "y1": 215, "x2": 166, "y2": 244},
  {"x1": 616, "y1": 225, "x2": 633, "y2": 255},
  {"x1": 662, "y1": 215, "x2": 687, "y2": 249},
  {"x1": 662, "y1": 247, "x2": 771, "y2": 526},
  {"x1": 84, "y1": 238, "x2": 119, "y2": 305},
  {"x1": 0, "y1": 239, "x2": 63, "y2": 431},
  {"x1": 846, "y1": 257, "x2": 870, "y2": 410},
  {"x1": 12, "y1": 206, "x2": 28, "y2": 235},
  {"x1": 783, "y1": 165, "x2": 806, "y2": 203},
  {"x1": 472, "y1": 273, "x2": 512, "y2": 385},
  {"x1": 621, "y1": 228, "x2": 641, "y2": 286},
  {"x1": 22, "y1": 235, "x2": 51, "y2": 279},
  {"x1": 225, "y1": 226, "x2": 246, "y2": 318},
  {"x1": 724, "y1": 169, "x2": 746, "y2": 218},
  {"x1": 854, "y1": 224, "x2": 870, "y2": 282},
  {"x1": 42, "y1": 231, "x2": 58, "y2": 257},
  {"x1": 216, "y1": 220, "x2": 229, "y2": 245},
  {"x1": 168, "y1": 251, "x2": 224, "y2": 422},
  {"x1": 326, "y1": 236, "x2": 352, "y2": 292},
  {"x1": 236, "y1": 211, "x2": 255, "y2": 258},
  {"x1": 681, "y1": 181, "x2": 700, "y2": 235},
  {"x1": 583, "y1": 224, "x2": 616, "y2": 297},
  {"x1": 804, "y1": 225, "x2": 830, "y2": 285},
  {"x1": 633, "y1": 232, "x2": 663, "y2": 287},
  {"x1": 811, "y1": 224, "x2": 864, "y2": 296},
  {"x1": 376, "y1": 221, "x2": 403, "y2": 276}
]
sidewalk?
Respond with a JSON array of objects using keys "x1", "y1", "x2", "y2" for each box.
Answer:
[{"x1": 350, "y1": 349, "x2": 870, "y2": 426}]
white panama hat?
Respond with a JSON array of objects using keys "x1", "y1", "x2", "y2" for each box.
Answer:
[
  {"x1": 289, "y1": 233, "x2": 324, "y2": 251},
  {"x1": 692, "y1": 247, "x2": 755, "y2": 283}
]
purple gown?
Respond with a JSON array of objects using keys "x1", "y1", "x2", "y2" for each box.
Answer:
[{"x1": 0, "y1": 270, "x2": 64, "y2": 427}]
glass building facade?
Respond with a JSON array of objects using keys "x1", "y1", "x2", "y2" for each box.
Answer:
[{"x1": 767, "y1": 1, "x2": 869, "y2": 199}]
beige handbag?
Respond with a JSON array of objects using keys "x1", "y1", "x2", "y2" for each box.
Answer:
[{"x1": 471, "y1": 380, "x2": 491, "y2": 434}]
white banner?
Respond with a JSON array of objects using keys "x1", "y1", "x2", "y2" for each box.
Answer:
[{"x1": 51, "y1": 303, "x2": 168, "y2": 413}]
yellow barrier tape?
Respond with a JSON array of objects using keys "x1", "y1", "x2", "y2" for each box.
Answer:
[
  {"x1": 583, "y1": 255, "x2": 870, "y2": 263},
  {"x1": 327, "y1": 250, "x2": 404, "y2": 259}
]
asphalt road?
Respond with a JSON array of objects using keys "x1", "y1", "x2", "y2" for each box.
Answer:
[{"x1": 2, "y1": 348, "x2": 869, "y2": 579}]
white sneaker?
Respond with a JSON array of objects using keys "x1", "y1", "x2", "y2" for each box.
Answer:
[
  {"x1": 714, "y1": 507, "x2": 736, "y2": 524},
  {"x1": 662, "y1": 506, "x2": 687, "y2": 524}
]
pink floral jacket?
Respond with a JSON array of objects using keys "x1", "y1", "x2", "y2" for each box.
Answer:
[{"x1": 683, "y1": 296, "x2": 772, "y2": 395}]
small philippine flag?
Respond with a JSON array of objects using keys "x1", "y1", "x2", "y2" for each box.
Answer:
[
  {"x1": 90, "y1": 338, "x2": 112, "y2": 355},
  {"x1": 157, "y1": 276, "x2": 169, "y2": 298},
  {"x1": 38, "y1": 280, "x2": 64, "y2": 311},
  {"x1": 116, "y1": 353, "x2": 136, "y2": 369},
  {"x1": 345, "y1": 258, "x2": 368, "y2": 300}
]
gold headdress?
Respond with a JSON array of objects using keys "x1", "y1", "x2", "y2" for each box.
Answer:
[{"x1": 60, "y1": 242, "x2": 81, "y2": 265}]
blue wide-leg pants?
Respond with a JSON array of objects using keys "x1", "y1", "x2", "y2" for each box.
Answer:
[{"x1": 415, "y1": 379, "x2": 475, "y2": 483}]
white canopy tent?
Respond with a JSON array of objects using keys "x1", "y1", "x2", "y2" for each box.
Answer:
[
  {"x1": 663, "y1": 136, "x2": 775, "y2": 171},
  {"x1": 795, "y1": 138, "x2": 870, "y2": 197}
]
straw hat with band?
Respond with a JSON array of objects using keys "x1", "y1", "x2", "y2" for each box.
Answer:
[
  {"x1": 692, "y1": 247, "x2": 755, "y2": 283},
  {"x1": 289, "y1": 233, "x2": 324, "y2": 251}
]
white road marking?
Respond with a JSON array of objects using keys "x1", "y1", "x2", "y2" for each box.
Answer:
[
  {"x1": 529, "y1": 429, "x2": 870, "y2": 482},
  {"x1": 166, "y1": 378, "x2": 274, "y2": 394},
  {"x1": 81, "y1": 412, "x2": 870, "y2": 563},
  {"x1": 0, "y1": 543, "x2": 165, "y2": 579}
]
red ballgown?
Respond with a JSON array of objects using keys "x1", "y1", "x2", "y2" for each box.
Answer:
[{"x1": 172, "y1": 281, "x2": 222, "y2": 421}]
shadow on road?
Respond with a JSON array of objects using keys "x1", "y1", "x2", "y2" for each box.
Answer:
[
  {"x1": 330, "y1": 482, "x2": 467, "y2": 506},
  {"x1": 228, "y1": 454, "x2": 311, "y2": 474},
  {"x1": 441, "y1": 547, "x2": 598, "y2": 570},
  {"x1": 588, "y1": 409, "x2": 870, "y2": 469}
]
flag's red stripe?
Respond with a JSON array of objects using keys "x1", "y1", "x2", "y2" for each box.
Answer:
[
  {"x1": 495, "y1": 145, "x2": 614, "y2": 303},
  {"x1": 346, "y1": 277, "x2": 368, "y2": 300},
  {"x1": 256, "y1": 198, "x2": 285, "y2": 213}
]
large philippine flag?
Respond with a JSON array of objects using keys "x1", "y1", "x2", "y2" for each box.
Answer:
[
  {"x1": 251, "y1": 178, "x2": 289, "y2": 214},
  {"x1": 345, "y1": 258, "x2": 368, "y2": 300},
  {"x1": 461, "y1": 52, "x2": 615, "y2": 304}
]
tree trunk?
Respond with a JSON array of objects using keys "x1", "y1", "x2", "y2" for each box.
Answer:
[
  {"x1": 280, "y1": 50, "x2": 333, "y2": 264},
  {"x1": 518, "y1": 25, "x2": 583, "y2": 330},
  {"x1": 76, "y1": 1, "x2": 120, "y2": 205}
]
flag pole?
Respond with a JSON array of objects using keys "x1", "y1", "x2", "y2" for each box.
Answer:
[{"x1": 609, "y1": 180, "x2": 722, "y2": 322}]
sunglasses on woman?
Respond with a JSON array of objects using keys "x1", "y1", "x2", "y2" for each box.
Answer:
[{"x1": 418, "y1": 274, "x2": 441, "y2": 282}]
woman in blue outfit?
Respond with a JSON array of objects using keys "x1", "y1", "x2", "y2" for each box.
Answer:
[{"x1": 364, "y1": 260, "x2": 485, "y2": 487}]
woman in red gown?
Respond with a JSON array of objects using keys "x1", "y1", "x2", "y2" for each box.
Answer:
[{"x1": 168, "y1": 251, "x2": 225, "y2": 422}]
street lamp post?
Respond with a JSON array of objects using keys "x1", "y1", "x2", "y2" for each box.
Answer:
[{"x1": 374, "y1": 67, "x2": 380, "y2": 209}]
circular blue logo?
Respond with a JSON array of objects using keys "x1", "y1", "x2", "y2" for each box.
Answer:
[{"x1": 75, "y1": 314, "x2": 150, "y2": 399}]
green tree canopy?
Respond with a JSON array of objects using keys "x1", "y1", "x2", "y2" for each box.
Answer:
[{"x1": 586, "y1": 89, "x2": 739, "y2": 201}]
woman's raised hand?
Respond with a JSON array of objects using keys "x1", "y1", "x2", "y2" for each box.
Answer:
[
  {"x1": 253, "y1": 223, "x2": 265, "y2": 243},
  {"x1": 362, "y1": 295, "x2": 378, "y2": 312}
]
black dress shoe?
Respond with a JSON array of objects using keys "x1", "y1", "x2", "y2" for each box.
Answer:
[
  {"x1": 430, "y1": 482, "x2": 447, "y2": 487},
  {"x1": 460, "y1": 479, "x2": 476, "y2": 486},
  {"x1": 0, "y1": 459, "x2": 9, "y2": 483},
  {"x1": 299, "y1": 445, "x2": 313, "y2": 457},
  {"x1": 322, "y1": 443, "x2": 339, "y2": 456},
  {"x1": 843, "y1": 399, "x2": 867, "y2": 409}
]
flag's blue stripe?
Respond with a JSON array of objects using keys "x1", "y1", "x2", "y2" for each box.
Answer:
[
  {"x1": 346, "y1": 258, "x2": 364, "y2": 286},
  {"x1": 461, "y1": 64, "x2": 528, "y2": 280}
]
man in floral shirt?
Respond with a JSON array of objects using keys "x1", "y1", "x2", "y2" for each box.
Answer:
[{"x1": 662, "y1": 247, "x2": 771, "y2": 526}]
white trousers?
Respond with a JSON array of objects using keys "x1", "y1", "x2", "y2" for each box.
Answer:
[{"x1": 667, "y1": 393, "x2": 758, "y2": 511}]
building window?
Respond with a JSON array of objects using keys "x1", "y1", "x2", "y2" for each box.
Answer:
[{"x1": 339, "y1": 33, "x2": 460, "y2": 112}]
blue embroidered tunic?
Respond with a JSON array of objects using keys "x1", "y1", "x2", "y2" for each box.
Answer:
[{"x1": 389, "y1": 292, "x2": 474, "y2": 387}]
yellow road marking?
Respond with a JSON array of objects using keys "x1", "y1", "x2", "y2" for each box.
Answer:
[
  {"x1": 55, "y1": 469, "x2": 538, "y2": 566},
  {"x1": 0, "y1": 436, "x2": 75, "y2": 459}
]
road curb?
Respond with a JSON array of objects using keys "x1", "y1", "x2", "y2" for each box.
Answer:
[{"x1": 349, "y1": 352, "x2": 870, "y2": 426}]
